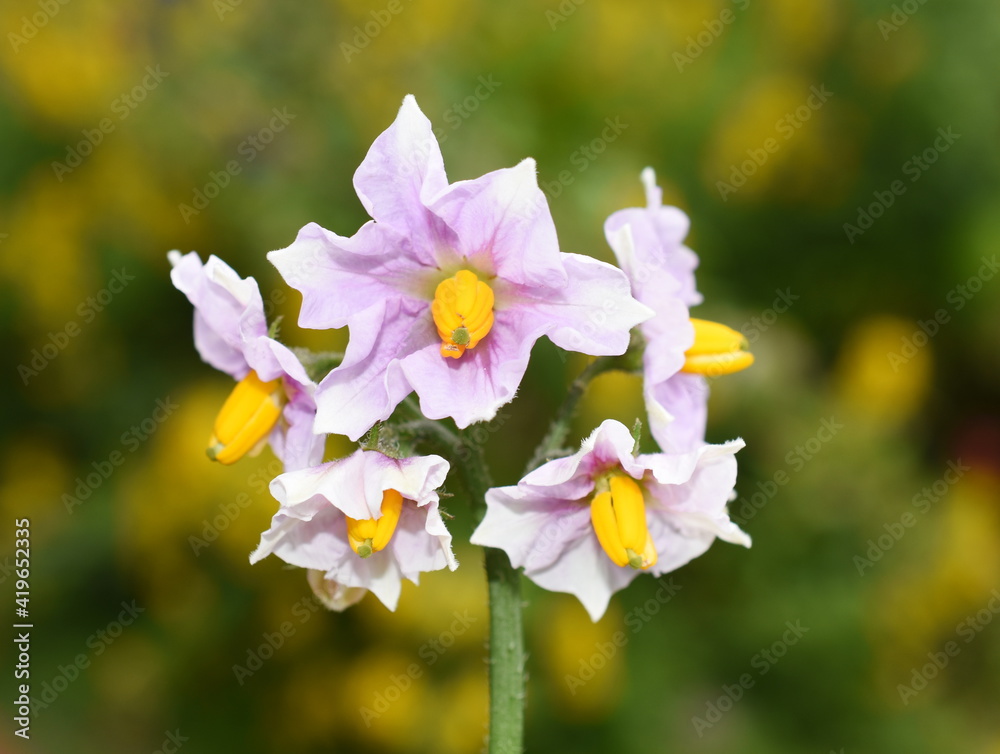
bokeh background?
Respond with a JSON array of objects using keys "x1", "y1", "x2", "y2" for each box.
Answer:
[{"x1": 3, "y1": 0, "x2": 1000, "y2": 752}]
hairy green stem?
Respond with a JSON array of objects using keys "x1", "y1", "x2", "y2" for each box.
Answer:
[
  {"x1": 390, "y1": 407, "x2": 524, "y2": 751},
  {"x1": 477, "y1": 355, "x2": 621, "y2": 752},
  {"x1": 524, "y1": 355, "x2": 619, "y2": 473},
  {"x1": 453, "y1": 429, "x2": 524, "y2": 754},
  {"x1": 396, "y1": 352, "x2": 621, "y2": 753},
  {"x1": 483, "y1": 547, "x2": 524, "y2": 754}
]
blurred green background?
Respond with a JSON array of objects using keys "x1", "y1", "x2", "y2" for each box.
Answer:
[{"x1": 3, "y1": 0, "x2": 1000, "y2": 752}]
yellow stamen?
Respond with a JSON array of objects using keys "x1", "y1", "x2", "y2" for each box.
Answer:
[
  {"x1": 430, "y1": 270, "x2": 495, "y2": 359},
  {"x1": 591, "y1": 490, "x2": 628, "y2": 567},
  {"x1": 345, "y1": 489, "x2": 404, "y2": 559},
  {"x1": 681, "y1": 319, "x2": 755, "y2": 376},
  {"x1": 590, "y1": 475, "x2": 657, "y2": 570},
  {"x1": 207, "y1": 371, "x2": 284, "y2": 465}
]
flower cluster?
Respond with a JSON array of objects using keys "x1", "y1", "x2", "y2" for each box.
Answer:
[
  {"x1": 168, "y1": 251, "x2": 323, "y2": 472},
  {"x1": 170, "y1": 95, "x2": 753, "y2": 618}
]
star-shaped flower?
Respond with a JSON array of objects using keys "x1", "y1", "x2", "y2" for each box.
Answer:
[
  {"x1": 251, "y1": 449, "x2": 456, "y2": 611},
  {"x1": 169, "y1": 251, "x2": 323, "y2": 471},
  {"x1": 471, "y1": 420, "x2": 750, "y2": 621},
  {"x1": 605, "y1": 169, "x2": 752, "y2": 452},
  {"x1": 269, "y1": 95, "x2": 652, "y2": 441}
]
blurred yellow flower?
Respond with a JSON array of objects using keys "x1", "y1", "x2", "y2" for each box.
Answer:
[
  {"x1": 576, "y1": 365, "x2": 644, "y2": 438},
  {"x1": 436, "y1": 670, "x2": 488, "y2": 754},
  {"x1": 704, "y1": 74, "x2": 849, "y2": 204},
  {"x1": 117, "y1": 381, "x2": 283, "y2": 612},
  {"x1": 2, "y1": 173, "x2": 91, "y2": 328},
  {"x1": 0, "y1": 1, "x2": 144, "y2": 123},
  {"x1": 341, "y1": 649, "x2": 429, "y2": 749},
  {"x1": 535, "y1": 595, "x2": 625, "y2": 719},
  {"x1": 0, "y1": 439, "x2": 71, "y2": 539},
  {"x1": 759, "y1": 0, "x2": 843, "y2": 66},
  {"x1": 834, "y1": 315, "x2": 932, "y2": 426},
  {"x1": 359, "y1": 542, "x2": 487, "y2": 645},
  {"x1": 870, "y1": 468, "x2": 1000, "y2": 705}
]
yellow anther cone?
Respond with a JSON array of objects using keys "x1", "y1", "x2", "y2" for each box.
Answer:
[
  {"x1": 346, "y1": 489, "x2": 404, "y2": 558},
  {"x1": 207, "y1": 371, "x2": 283, "y2": 465},
  {"x1": 431, "y1": 270, "x2": 495, "y2": 359},
  {"x1": 590, "y1": 476, "x2": 657, "y2": 570},
  {"x1": 681, "y1": 319, "x2": 754, "y2": 376},
  {"x1": 591, "y1": 490, "x2": 629, "y2": 567}
]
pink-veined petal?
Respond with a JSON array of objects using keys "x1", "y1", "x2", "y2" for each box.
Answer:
[
  {"x1": 268, "y1": 221, "x2": 427, "y2": 331},
  {"x1": 645, "y1": 373, "x2": 709, "y2": 454},
  {"x1": 514, "y1": 254, "x2": 653, "y2": 357},
  {"x1": 400, "y1": 306, "x2": 544, "y2": 428},
  {"x1": 169, "y1": 251, "x2": 260, "y2": 378},
  {"x1": 391, "y1": 501, "x2": 458, "y2": 581},
  {"x1": 269, "y1": 392, "x2": 324, "y2": 472},
  {"x1": 251, "y1": 506, "x2": 349, "y2": 568},
  {"x1": 529, "y1": 534, "x2": 639, "y2": 622},
  {"x1": 353, "y1": 95, "x2": 454, "y2": 266},
  {"x1": 471, "y1": 486, "x2": 591, "y2": 573},
  {"x1": 430, "y1": 159, "x2": 567, "y2": 288},
  {"x1": 604, "y1": 168, "x2": 702, "y2": 308},
  {"x1": 644, "y1": 439, "x2": 751, "y2": 548},
  {"x1": 313, "y1": 298, "x2": 429, "y2": 440},
  {"x1": 325, "y1": 547, "x2": 405, "y2": 612}
]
